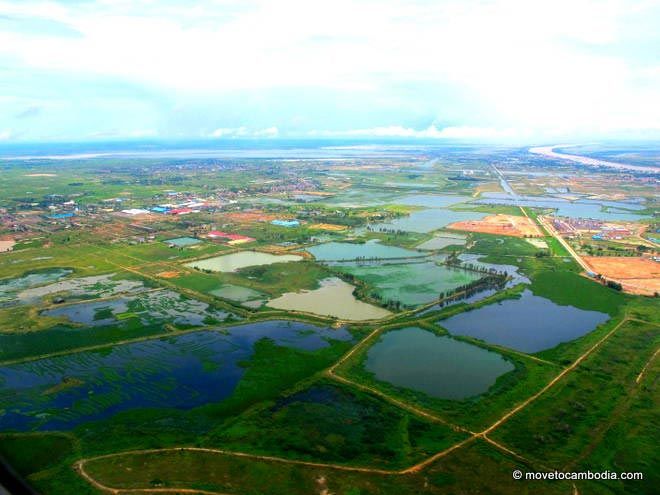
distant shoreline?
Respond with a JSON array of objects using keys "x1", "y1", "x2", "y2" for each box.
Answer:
[{"x1": 529, "y1": 145, "x2": 660, "y2": 174}]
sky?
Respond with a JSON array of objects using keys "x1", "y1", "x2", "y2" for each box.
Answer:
[{"x1": 1, "y1": 0, "x2": 660, "y2": 143}]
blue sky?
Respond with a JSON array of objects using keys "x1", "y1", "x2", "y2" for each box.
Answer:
[{"x1": 1, "y1": 0, "x2": 660, "y2": 142}]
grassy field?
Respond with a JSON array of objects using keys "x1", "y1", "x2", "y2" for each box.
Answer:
[
  {"x1": 78, "y1": 439, "x2": 589, "y2": 494},
  {"x1": 490, "y1": 319, "x2": 659, "y2": 493},
  {"x1": 209, "y1": 380, "x2": 468, "y2": 470}
]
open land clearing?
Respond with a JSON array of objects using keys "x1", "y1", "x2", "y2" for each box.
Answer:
[
  {"x1": 584, "y1": 256, "x2": 660, "y2": 295},
  {"x1": 448, "y1": 214, "x2": 542, "y2": 238}
]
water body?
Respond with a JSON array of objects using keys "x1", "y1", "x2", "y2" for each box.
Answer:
[
  {"x1": 16, "y1": 273, "x2": 145, "y2": 306},
  {"x1": 307, "y1": 239, "x2": 424, "y2": 261},
  {"x1": 210, "y1": 284, "x2": 267, "y2": 303},
  {"x1": 0, "y1": 320, "x2": 351, "y2": 431},
  {"x1": 475, "y1": 193, "x2": 647, "y2": 221},
  {"x1": 392, "y1": 194, "x2": 471, "y2": 208},
  {"x1": 43, "y1": 298, "x2": 130, "y2": 326},
  {"x1": 368, "y1": 209, "x2": 487, "y2": 233},
  {"x1": 365, "y1": 327, "x2": 514, "y2": 400},
  {"x1": 414, "y1": 255, "x2": 529, "y2": 316},
  {"x1": 186, "y1": 251, "x2": 302, "y2": 272},
  {"x1": 0, "y1": 268, "x2": 72, "y2": 307},
  {"x1": 417, "y1": 233, "x2": 466, "y2": 250},
  {"x1": 267, "y1": 277, "x2": 391, "y2": 320},
  {"x1": 384, "y1": 182, "x2": 438, "y2": 189},
  {"x1": 440, "y1": 290, "x2": 609, "y2": 353},
  {"x1": 333, "y1": 261, "x2": 483, "y2": 307},
  {"x1": 163, "y1": 237, "x2": 202, "y2": 247},
  {"x1": 42, "y1": 290, "x2": 234, "y2": 327}
]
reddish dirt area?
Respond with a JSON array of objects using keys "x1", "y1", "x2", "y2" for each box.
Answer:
[
  {"x1": 222, "y1": 211, "x2": 280, "y2": 223},
  {"x1": 157, "y1": 271, "x2": 181, "y2": 279},
  {"x1": 584, "y1": 256, "x2": 660, "y2": 295},
  {"x1": 448, "y1": 214, "x2": 542, "y2": 238},
  {"x1": 308, "y1": 223, "x2": 347, "y2": 231}
]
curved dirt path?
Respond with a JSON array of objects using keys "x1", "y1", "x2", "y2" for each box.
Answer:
[{"x1": 75, "y1": 312, "x2": 638, "y2": 492}]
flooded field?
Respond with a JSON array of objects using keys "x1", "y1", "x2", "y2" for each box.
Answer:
[
  {"x1": 0, "y1": 268, "x2": 72, "y2": 307},
  {"x1": 417, "y1": 233, "x2": 467, "y2": 250},
  {"x1": 439, "y1": 290, "x2": 609, "y2": 352},
  {"x1": 186, "y1": 251, "x2": 302, "y2": 272},
  {"x1": 267, "y1": 277, "x2": 391, "y2": 320},
  {"x1": 364, "y1": 327, "x2": 514, "y2": 400},
  {"x1": 307, "y1": 239, "x2": 424, "y2": 261},
  {"x1": 0, "y1": 320, "x2": 351, "y2": 431},
  {"x1": 210, "y1": 284, "x2": 267, "y2": 305},
  {"x1": 42, "y1": 289, "x2": 235, "y2": 327},
  {"x1": 15, "y1": 273, "x2": 146, "y2": 306},
  {"x1": 333, "y1": 261, "x2": 483, "y2": 307}
]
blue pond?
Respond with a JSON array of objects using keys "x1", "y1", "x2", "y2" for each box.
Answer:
[
  {"x1": 0, "y1": 321, "x2": 351, "y2": 431},
  {"x1": 439, "y1": 290, "x2": 609, "y2": 353}
]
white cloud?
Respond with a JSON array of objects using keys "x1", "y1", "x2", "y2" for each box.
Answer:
[
  {"x1": 210, "y1": 126, "x2": 278, "y2": 138},
  {"x1": 1, "y1": 0, "x2": 660, "y2": 138},
  {"x1": 0, "y1": 130, "x2": 14, "y2": 141},
  {"x1": 87, "y1": 129, "x2": 158, "y2": 139},
  {"x1": 309, "y1": 125, "x2": 525, "y2": 139}
]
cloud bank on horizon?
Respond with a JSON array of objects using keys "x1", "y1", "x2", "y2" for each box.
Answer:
[{"x1": 1, "y1": 0, "x2": 659, "y2": 142}]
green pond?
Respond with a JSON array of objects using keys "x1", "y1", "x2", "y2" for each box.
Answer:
[
  {"x1": 164, "y1": 237, "x2": 202, "y2": 247},
  {"x1": 364, "y1": 327, "x2": 514, "y2": 400},
  {"x1": 333, "y1": 261, "x2": 483, "y2": 307},
  {"x1": 306, "y1": 239, "x2": 424, "y2": 261},
  {"x1": 266, "y1": 277, "x2": 392, "y2": 321},
  {"x1": 186, "y1": 251, "x2": 302, "y2": 272}
]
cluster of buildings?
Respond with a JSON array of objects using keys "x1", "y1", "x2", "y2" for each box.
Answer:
[{"x1": 551, "y1": 217, "x2": 633, "y2": 241}]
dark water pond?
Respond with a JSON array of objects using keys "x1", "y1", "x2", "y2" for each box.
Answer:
[
  {"x1": 364, "y1": 327, "x2": 514, "y2": 400},
  {"x1": 0, "y1": 321, "x2": 351, "y2": 431},
  {"x1": 439, "y1": 290, "x2": 609, "y2": 352}
]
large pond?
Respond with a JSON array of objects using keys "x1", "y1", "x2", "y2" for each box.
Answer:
[
  {"x1": 364, "y1": 327, "x2": 514, "y2": 400},
  {"x1": 0, "y1": 320, "x2": 351, "y2": 431},
  {"x1": 368, "y1": 209, "x2": 487, "y2": 233},
  {"x1": 307, "y1": 239, "x2": 424, "y2": 261},
  {"x1": 439, "y1": 290, "x2": 609, "y2": 353},
  {"x1": 333, "y1": 261, "x2": 483, "y2": 307},
  {"x1": 267, "y1": 277, "x2": 391, "y2": 320},
  {"x1": 186, "y1": 251, "x2": 302, "y2": 272}
]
